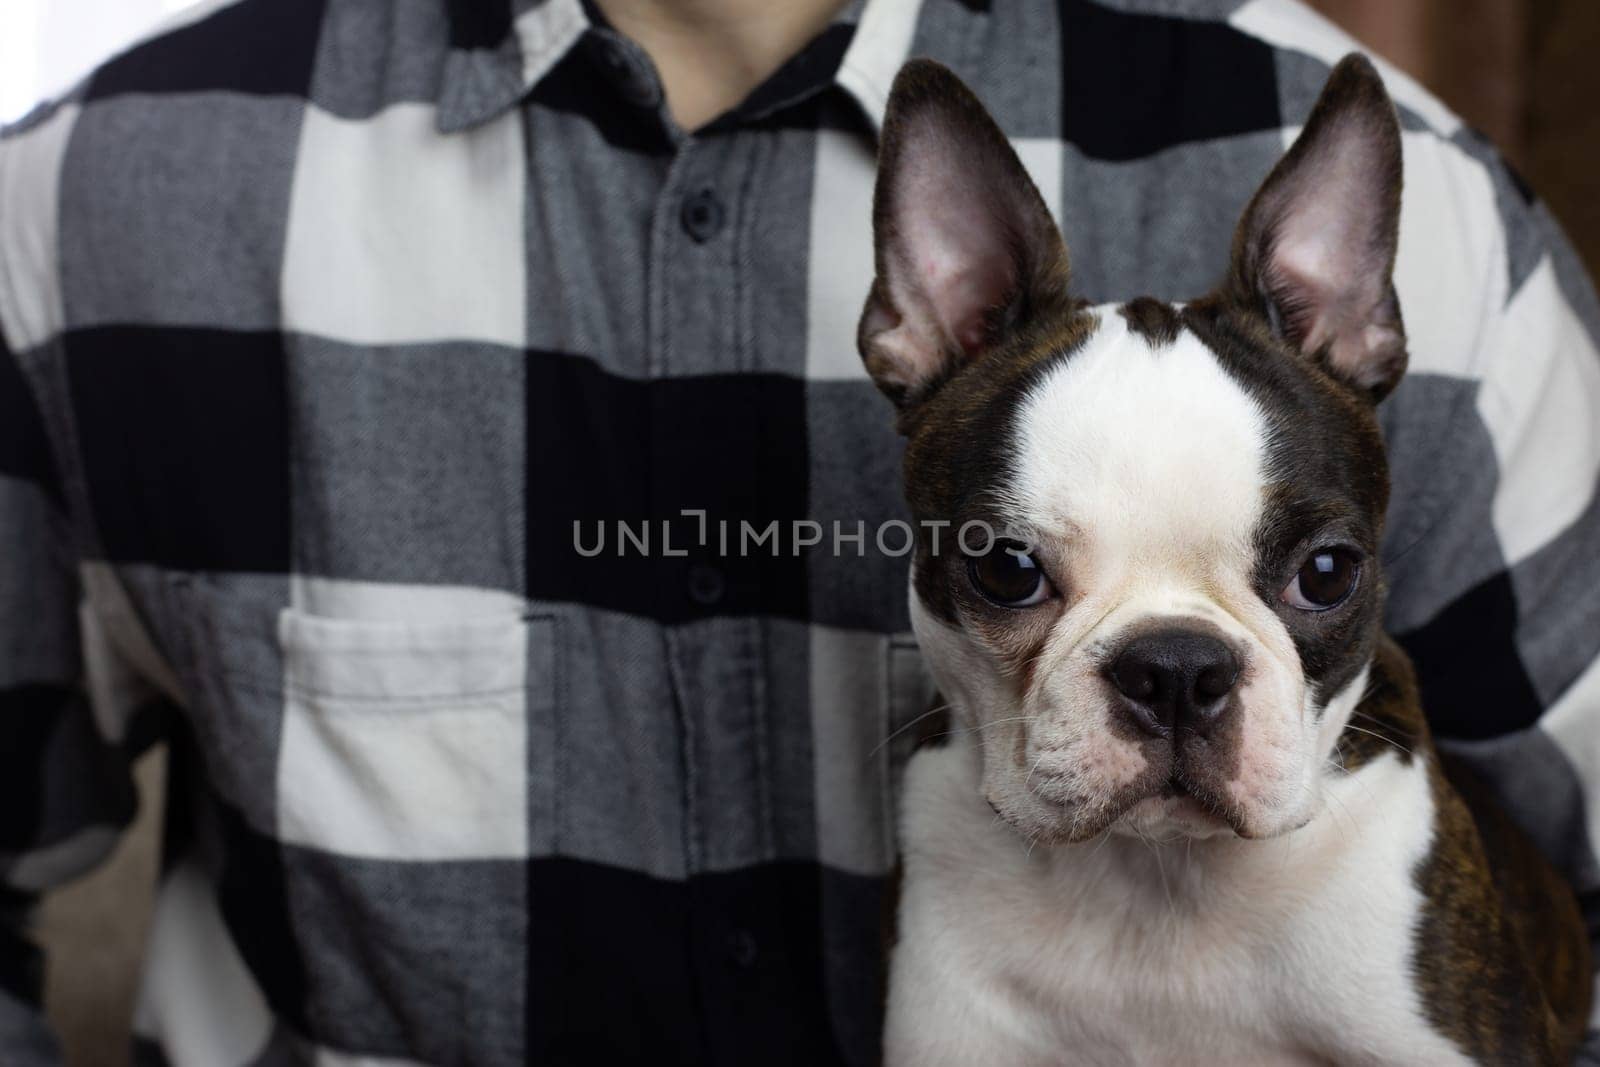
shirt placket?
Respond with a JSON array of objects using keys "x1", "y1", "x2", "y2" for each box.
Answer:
[{"x1": 633, "y1": 66, "x2": 789, "y2": 1065}]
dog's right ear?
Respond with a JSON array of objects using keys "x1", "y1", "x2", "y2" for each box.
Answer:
[{"x1": 858, "y1": 60, "x2": 1069, "y2": 413}]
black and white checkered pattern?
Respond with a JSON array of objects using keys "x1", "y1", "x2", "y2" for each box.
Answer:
[{"x1": 2, "y1": 0, "x2": 1598, "y2": 1063}]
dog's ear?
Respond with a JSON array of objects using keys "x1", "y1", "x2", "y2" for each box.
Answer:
[
  {"x1": 858, "y1": 60, "x2": 1069, "y2": 412},
  {"x1": 1229, "y1": 53, "x2": 1406, "y2": 401}
]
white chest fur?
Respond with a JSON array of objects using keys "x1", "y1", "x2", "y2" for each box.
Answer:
[{"x1": 885, "y1": 736, "x2": 1472, "y2": 1066}]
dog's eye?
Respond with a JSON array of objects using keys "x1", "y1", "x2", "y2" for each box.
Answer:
[
  {"x1": 968, "y1": 540, "x2": 1053, "y2": 607},
  {"x1": 1282, "y1": 548, "x2": 1361, "y2": 611}
]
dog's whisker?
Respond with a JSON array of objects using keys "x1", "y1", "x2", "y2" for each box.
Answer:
[
  {"x1": 866, "y1": 703, "x2": 954, "y2": 760},
  {"x1": 1022, "y1": 752, "x2": 1047, "y2": 794},
  {"x1": 1324, "y1": 757, "x2": 1381, "y2": 811},
  {"x1": 1338, "y1": 723, "x2": 1413, "y2": 757},
  {"x1": 968, "y1": 715, "x2": 1036, "y2": 732},
  {"x1": 1135, "y1": 827, "x2": 1179, "y2": 923},
  {"x1": 874, "y1": 713, "x2": 1041, "y2": 762},
  {"x1": 1320, "y1": 785, "x2": 1361, "y2": 846},
  {"x1": 1346, "y1": 708, "x2": 1395, "y2": 732}
]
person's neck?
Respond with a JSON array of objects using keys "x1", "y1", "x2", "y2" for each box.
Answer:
[{"x1": 595, "y1": 0, "x2": 847, "y2": 131}]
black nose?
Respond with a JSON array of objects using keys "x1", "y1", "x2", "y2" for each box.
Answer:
[{"x1": 1107, "y1": 629, "x2": 1240, "y2": 738}]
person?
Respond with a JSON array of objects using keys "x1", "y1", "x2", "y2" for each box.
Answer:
[{"x1": 1, "y1": 0, "x2": 1596, "y2": 1063}]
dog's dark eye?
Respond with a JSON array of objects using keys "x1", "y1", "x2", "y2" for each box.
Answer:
[
  {"x1": 1282, "y1": 548, "x2": 1361, "y2": 611},
  {"x1": 968, "y1": 540, "x2": 1053, "y2": 607}
]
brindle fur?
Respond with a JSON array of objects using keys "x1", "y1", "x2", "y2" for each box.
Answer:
[
  {"x1": 1340, "y1": 639, "x2": 1592, "y2": 1061},
  {"x1": 1118, "y1": 296, "x2": 1181, "y2": 348}
]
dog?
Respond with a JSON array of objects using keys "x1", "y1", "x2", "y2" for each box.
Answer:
[{"x1": 859, "y1": 55, "x2": 1591, "y2": 1065}]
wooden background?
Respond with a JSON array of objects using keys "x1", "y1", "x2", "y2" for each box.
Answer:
[{"x1": 1310, "y1": 0, "x2": 1600, "y2": 276}]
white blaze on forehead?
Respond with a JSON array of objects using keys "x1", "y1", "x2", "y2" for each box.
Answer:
[{"x1": 1007, "y1": 309, "x2": 1271, "y2": 576}]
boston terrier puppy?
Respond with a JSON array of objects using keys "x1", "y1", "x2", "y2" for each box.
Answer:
[{"x1": 860, "y1": 55, "x2": 1591, "y2": 1066}]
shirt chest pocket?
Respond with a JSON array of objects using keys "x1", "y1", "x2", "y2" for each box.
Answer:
[
  {"x1": 163, "y1": 575, "x2": 557, "y2": 864},
  {"x1": 274, "y1": 609, "x2": 556, "y2": 862}
]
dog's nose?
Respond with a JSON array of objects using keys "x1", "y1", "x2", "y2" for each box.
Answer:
[{"x1": 1107, "y1": 630, "x2": 1240, "y2": 738}]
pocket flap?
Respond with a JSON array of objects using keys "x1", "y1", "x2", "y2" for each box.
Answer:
[{"x1": 278, "y1": 610, "x2": 531, "y2": 702}]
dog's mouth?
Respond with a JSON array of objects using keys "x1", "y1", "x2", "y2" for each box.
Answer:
[
  {"x1": 1111, "y1": 772, "x2": 1245, "y2": 839},
  {"x1": 1015, "y1": 768, "x2": 1244, "y2": 843},
  {"x1": 1116, "y1": 785, "x2": 1237, "y2": 839}
]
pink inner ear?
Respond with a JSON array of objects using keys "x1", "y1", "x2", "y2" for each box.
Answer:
[
  {"x1": 1258, "y1": 108, "x2": 1401, "y2": 387},
  {"x1": 1269, "y1": 224, "x2": 1362, "y2": 349},
  {"x1": 859, "y1": 72, "x2": 1068, "y2": 407},
  {"x1": 894, "y1": 170, "x2": 1020, "y2": 357},
  {"x1": 928, "y1": 259, "x2": 1011, "y2": 356}
]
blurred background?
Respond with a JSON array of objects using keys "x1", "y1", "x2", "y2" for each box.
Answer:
[
  {"x1": 1310, "y1": 0, "x2": 1600, "y2": 284},
  {"x1": 3, "y1": 0, "x2": 1598, "y2": 1063},
  {"x1": 0, "y1": 1, "x2": 207, "y2": 123}
]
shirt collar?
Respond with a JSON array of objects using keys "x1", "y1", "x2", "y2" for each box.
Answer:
[
  {"x1": 833, "y1": 0, "x2": 922, "y2": 132},
  {"x1": 438, "y1": 0, "x2": 590, "y2": 133},
  {"x1": 436, "y1": 0, "x2": 922, "y2": 135}
]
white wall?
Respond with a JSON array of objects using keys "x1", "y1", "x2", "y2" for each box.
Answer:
[{"x1": 1, "y1": 0, "x2": 205, "y2": 122}]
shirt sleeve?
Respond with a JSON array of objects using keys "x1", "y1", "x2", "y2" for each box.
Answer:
[
  {"x1": 0, "y1": 115, "x2": 138, "y2": 1062},
  {"x1": 1382, "y1": 126, "x2": 1600, "y2": 1053}
]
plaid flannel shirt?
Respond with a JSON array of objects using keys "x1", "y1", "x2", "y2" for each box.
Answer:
[{"x1": 2, "y1": 0, "x2": 1599, "y2": 1063}]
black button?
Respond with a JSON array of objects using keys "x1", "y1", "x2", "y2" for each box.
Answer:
[
  {"x1": 687, "y1": 563, "x2": 725, "y2": 606},
  {"x1": 727, "y1": 928, "x2": 759, "y2": 968},
  {"x1": 680, "y1": 189, "x2": 725, "y2": 243}
]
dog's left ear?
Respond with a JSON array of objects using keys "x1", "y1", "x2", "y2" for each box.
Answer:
[
  {"x1": 1230, "y1": 54, "x2": 1407, "y2": 401},
  {"x1": 859, "y1": 60, "x2": 1070, "y2": 412}
]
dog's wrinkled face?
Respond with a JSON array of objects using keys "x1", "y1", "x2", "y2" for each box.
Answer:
[{"x1": 860, "y1": 56, "x2": 1406, "y2": 842}]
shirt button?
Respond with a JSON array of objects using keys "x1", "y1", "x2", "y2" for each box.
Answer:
[
  {"x1": 687, "y1": 563, "x2": 725, "y2": 606},
  {"x1": 680, "y1": 188, "x2": 725, "y2": 243},
  {"x1": 727, "y1": 928, "x2": 759, "y2": 968}
]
